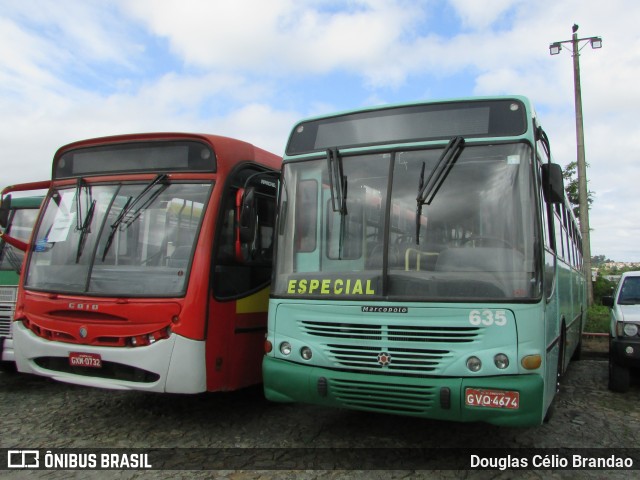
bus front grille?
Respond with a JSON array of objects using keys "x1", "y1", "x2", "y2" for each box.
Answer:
[
  {"x1": 300, "y1": 321, "x2": 382, "y2": 340},
  {"x1": 325, "y1": 344, "x2": 449, "y2": 374},
  {"x1": 331, "y1": 378, "x2": 435, "y2": 414},
  {"x1": 300, "y1": 320, "x2": 479, "y2": 375},
  {"x1": 33, "y1": 357, "x2": 160, "y2": 383},
  {"x1": 301, "y1": 321, "x2": 479, "y2": 343},
  {"x1": 0, "y1": 287, "x2": 18, "y2": 338}
]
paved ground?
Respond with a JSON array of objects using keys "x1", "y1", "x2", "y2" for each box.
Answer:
[{"x1": 2, "y1": 336, "x2": 639, "y2": 479}]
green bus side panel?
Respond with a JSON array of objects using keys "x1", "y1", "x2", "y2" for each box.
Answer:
[{"x1": 0, "y1": 270, "x2": 20, "y2": 287}]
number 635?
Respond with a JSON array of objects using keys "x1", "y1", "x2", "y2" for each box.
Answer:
[{"x1": 469, "y1": 309, "x2": 507, "y2": 326}]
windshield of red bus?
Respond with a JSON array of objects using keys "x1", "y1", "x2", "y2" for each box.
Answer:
[
  {"x1": 25, "y1": 181, "x2": 211, "y2": 296},
  {"x1": 273, "y1": 142, "x2": 541, "y2": 301}
]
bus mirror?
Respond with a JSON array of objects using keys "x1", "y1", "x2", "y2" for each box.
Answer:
[
  {"x1": 0, "y1": 194, "x2": 11, "y2": 229},
  {"x1": 541, "y1": 163, "x2": 565, "y2": 204},
  {"x1": 602, "y1": 295, "x2": 614, "y2": 308},
  {"x1": 239, "y1": 187, "x2": 257, "y2": 244}
]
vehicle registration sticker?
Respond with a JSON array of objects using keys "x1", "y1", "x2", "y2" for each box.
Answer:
[
  {"x1": 69, "y1": 352, "x2": 102, "y2": 368},
  {"x1": 465, "y1": 388, "x2": 519, "y2": 409}
]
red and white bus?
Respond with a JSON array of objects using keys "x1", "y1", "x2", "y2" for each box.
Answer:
[{"x1": 13, "y1": 133, "x2": 280, "y2": 392}]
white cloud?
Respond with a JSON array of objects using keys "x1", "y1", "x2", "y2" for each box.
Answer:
[
  {"x1": 448, "y1": 0, "x2": 525, "y2": 30},
  {"x1": 1, "y1": 0, "x2": 640, "y2": 260},
  {"x1": 119, "y1": 0, "x2": 425, "y2": 84}
]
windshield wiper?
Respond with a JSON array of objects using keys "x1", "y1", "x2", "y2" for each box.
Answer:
[
  {"x1": 326, "y1": 148, "x2": 348, "y2": 258},
  {"x1": 416, "y1": 136, "x2": 465, "y2": 244},
  {"x1": 1, "y1": 243, "x2": 23, "y2": 274},
  {"x1": 101, "y1": 174, "x2": 169, "y2": 261},
  {"x1": 326, "y1": 148, "x2": 347, "y2": 215},
  {"x1": 75, "y1": 178, "x2": 96, "y2": 263}
]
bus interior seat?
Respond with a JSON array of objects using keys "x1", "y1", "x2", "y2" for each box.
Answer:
[{"x1": 401, "y1": 246, "x2": 441, "y2": 271}]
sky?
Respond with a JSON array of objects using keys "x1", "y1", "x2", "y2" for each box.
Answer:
[{"x1": 1, "y1": 0, "x2": 639, "y2": 261}]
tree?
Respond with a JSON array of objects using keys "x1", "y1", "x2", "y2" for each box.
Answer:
[
  {"x1": 563, "y1": 161, "x2": 594, "y2": 220},
  {"x1": 591, "y1": 255, "x2": 612, "y2": 267},
  {"x1": 592, "y1": 275, "x2": 616, "y2": 304}
]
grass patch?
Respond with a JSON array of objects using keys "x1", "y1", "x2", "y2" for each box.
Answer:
[{"x1": 585, "y1": 305, "x2": 610, "y2": 333}]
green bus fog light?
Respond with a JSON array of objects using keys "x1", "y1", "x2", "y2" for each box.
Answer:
[
  {"x1": 279, "y1": 342, "x2": 292, "y2": 356},
  {"x1": 466, "y1": 356, "x2": 482, "y2": 372},
  {"x1": 300, "y1": 346, "x2": 313, "y2": 360},
  {"x1": 494, "y1": 354, "x2": 509, "y2": 369}
]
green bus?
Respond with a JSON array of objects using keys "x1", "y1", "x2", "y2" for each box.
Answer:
[
  {"x1": 262, "y1": 96, "x2": 587, "y2": 427},
  {"x1": 1, "y1": 184, "x2": 46, "y2": 367}
]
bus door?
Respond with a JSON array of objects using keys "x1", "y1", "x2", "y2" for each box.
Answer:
[{"x1": 208, "y1": 168, "x2": 277, "y2": 391}]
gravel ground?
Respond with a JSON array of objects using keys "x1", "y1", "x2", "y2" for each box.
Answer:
[{"x1": 2, "y1": 337, "x2": 638, "y2": 479}]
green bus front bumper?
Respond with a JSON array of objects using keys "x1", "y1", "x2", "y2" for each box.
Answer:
[{"x1": 263, "y1": 356, "x2": 544, "y2": 427}]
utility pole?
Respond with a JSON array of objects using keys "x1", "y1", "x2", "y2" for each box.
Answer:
[{"x1": 549, "y1": 25, "x2": 602, "y2": 305}]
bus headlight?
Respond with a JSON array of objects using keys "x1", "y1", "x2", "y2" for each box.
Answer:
[
  {"x1": 494, "y1": 354, "x2": 509, "y2": 369},
  {"x1": 279, "y1": 342, "x2": 292, "y2": 356},
  {"x1": 466, "y1": 356, "x2": 482, "y2": 372},
  {"x1": 623, "y1": 323, "x2": 639, "y2": 337},
  {"x1": 300, "y1": 346, "x2": 313, "y2": 360}
]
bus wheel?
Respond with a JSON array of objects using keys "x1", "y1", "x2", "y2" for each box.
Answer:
[
  {"x1": 608, "y1": 356, "x2": 630, "y2": 393},
  {"x1": 544, "y1": 334, "x2": 565, "y2": 424},
  {"x1": 543, "y1": 402, "x2": 555, "y2": 424},
  {"x1": 571, "y1": 322, "x2": 583, "y2": 362}
]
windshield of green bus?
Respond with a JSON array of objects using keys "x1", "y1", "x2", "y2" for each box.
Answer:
[
  {"x1": 274, "y1": 142, "x2": 541, "y2": 301},
  {"x1": 0, "y1": 206, "x2": 40, "y2": 271},
  {"x1": 25, "y1": 181, "x2": 211, "y2": 296}
]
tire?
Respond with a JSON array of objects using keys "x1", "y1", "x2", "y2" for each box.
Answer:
[
  {"x1": 571, "y1": 315, "x2": 584, "y2": 361},
  {"x1": 544, "y1": 333, "x2": 565, "y2": 424},
  {"x1": 608, "y1": 355, "x2": 630, "y2": 393},
  {"x1": 543, "y1": 402, "x2": 555, "y2": 424},
  {"x1": 571, "y1": 336, "x2": 582, "y2": 361}
]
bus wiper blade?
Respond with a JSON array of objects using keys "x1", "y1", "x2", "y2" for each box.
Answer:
[
  {"x1": 415, "y1": 162, "x2": 426, "y2": 245},
  {"x1": 326, "y1": 148, "x2": 348, "y2": 258},
  {"x1": 75, "y1": 178, "x2": 92, "y2": 231},
  {"x1": 75, "y1": 199, "x2": 96, "y2": 263},
  {"x1": 120, "y1": 182, "x2": 169, "y2": 230},
  {"x1": 75, "y1": 178, "x2": 96, "y2": 262},
  {"x1": 415, "y1": 136, "x2": 465, "y2": 244},
  {"x1": 326, "y1": 148, "x2": 347, "y2": 216},
  {"x1": 101, "y1": 174, "x2": 169, "y2": 261},
  {"x1": 2, "y1": 243, "x2": 23, "y2": 274}
]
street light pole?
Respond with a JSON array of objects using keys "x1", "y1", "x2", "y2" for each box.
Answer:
[{"x1": 549, "y1": 25, "x2": 602, "y2": 306}]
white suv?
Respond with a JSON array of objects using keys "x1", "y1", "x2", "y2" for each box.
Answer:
[{"x1": 604, "y1": 271, "x2": 640, "y2": 392}]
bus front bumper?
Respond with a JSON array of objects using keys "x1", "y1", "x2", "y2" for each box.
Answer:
[
  {"x1": 13, "y1": 321, "x2": 206, "y2": 393},
  {"x1": 263, "y1": 356, "x2": 544, "y2": 427}
]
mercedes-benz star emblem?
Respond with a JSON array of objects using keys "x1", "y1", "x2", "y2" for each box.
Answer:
[{"x1": 377, "y1": 352, "x2": 391, "y2": 366}]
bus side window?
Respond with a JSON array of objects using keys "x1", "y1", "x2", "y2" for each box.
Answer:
[
  {"x1": 213, "y1": 176, "x2": 276, "y2": 299},
  {"x1": 295, "y1": 180, "x2": 317, "y2": 253}
]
